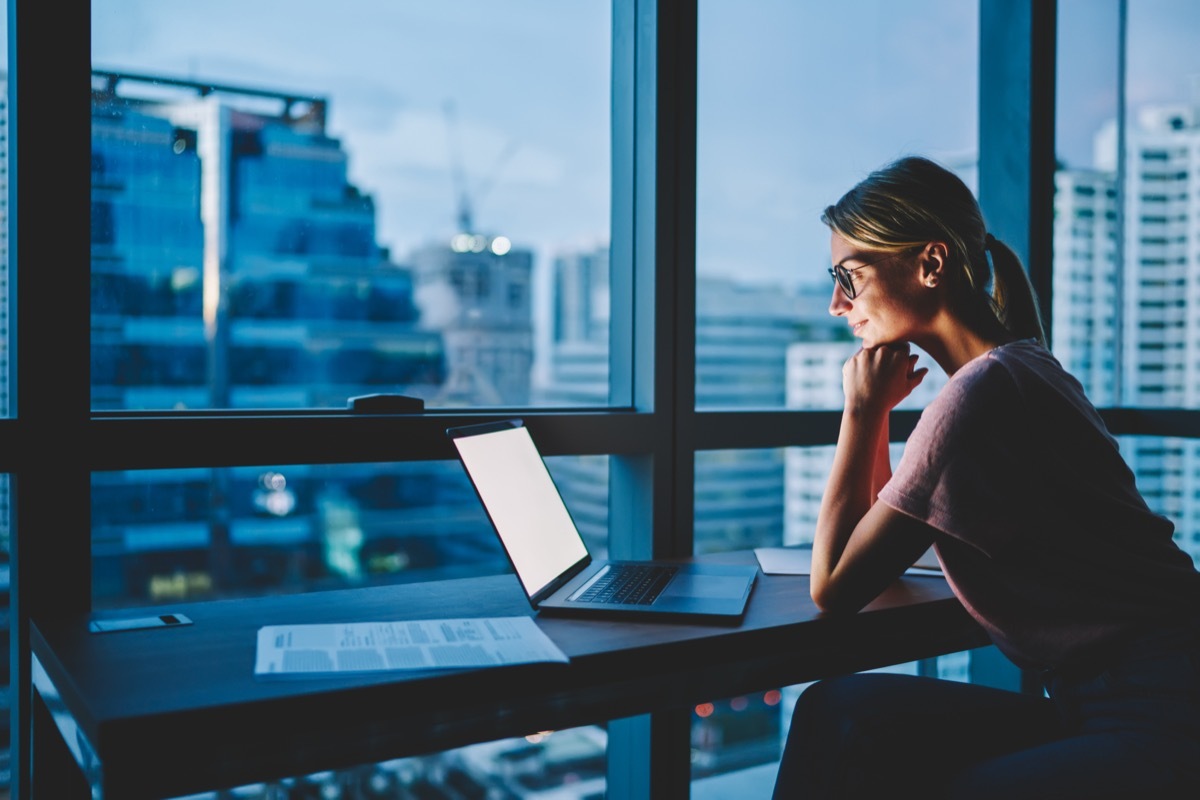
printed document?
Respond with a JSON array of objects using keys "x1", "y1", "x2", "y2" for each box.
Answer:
[
  {"x1": 754, "y1": 546, "x2": 943, "y2": 577},
  {"x1": 255, "y1": 616, "x2": 569, "y2": 677}
]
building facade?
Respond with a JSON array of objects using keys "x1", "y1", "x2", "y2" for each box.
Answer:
[{"x1": 89, "y1": 72, "x2": 507, "y2": 606}]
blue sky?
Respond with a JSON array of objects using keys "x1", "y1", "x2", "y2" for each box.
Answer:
[{"x1": 89, "y1": 1, "x2": 1200, "y2": 291}]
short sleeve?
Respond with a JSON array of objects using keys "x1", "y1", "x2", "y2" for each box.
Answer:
[{"x1": 877, "y1": 358, "x2": 1029, "y2": 558}]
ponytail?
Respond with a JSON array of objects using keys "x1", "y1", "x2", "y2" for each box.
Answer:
[{"x1": 984, "y1": 234, "x2": 1047, "y2": 347}]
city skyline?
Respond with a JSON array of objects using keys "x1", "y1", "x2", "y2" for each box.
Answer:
[{"x1": 89, "y1": 0, "x2": 1200, "y2": 293}]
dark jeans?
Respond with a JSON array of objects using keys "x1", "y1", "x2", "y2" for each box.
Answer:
[{"x1": 771, "y1": 620, "x2": 1200, "y2": 799}]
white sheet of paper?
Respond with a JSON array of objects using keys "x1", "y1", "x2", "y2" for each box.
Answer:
[
  {"x1": 255, "y1": 616, "x2": 569, "y2": 677},
  {"x1": 753, "y1": 547, "x2": 943, "y2": 577}
]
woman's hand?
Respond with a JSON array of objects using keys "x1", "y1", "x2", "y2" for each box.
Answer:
[
  {"x1": 842, "y1": 343, "x2": 928, "y2": 417},
  {"x1": 813, "y1": 342, "x2": 936, "y2": 613}
]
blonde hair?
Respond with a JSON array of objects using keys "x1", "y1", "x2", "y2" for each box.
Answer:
[{"x1": 822, "y1": 156, "x2": 1046, "y2": 347}]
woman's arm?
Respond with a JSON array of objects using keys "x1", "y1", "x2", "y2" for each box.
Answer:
[
  {"x1": 871, "y1": 413, "x2": 892, "y2": 501},
  {"x1": 811, "y1": 501, "x2": 938, "y2": 613},
  {"x1": 810, "y1": 344, "x2": 937, "y2": 613}
]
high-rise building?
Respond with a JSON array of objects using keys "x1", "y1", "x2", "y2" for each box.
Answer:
[
  {"x1": 409, "y1": 232, "x2": 534, "y2": 407},
  {"x1": 552, "y1": 244, "x2": 610, "y2": 346},
  {"x1": 91, "y1": 71, "x2": 445, "y2": 411},
  {"x1": 89, "y1": 72, "x2": 505, "y2": 605},
  {"x1": 1050, "y1": 168, "x2": 1119, "y2": 404}
]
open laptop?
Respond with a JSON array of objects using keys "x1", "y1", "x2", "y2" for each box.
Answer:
[{"x1": 447, "y1": 419, "x2": 759, "y2": 623}]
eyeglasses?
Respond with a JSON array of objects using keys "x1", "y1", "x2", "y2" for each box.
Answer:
[{"x1": 828, "y1": 253, "x2": 896, "y2": 300}]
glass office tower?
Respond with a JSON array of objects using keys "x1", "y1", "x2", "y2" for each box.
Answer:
[
  {"x1": 91, "y1": 72, "x2": 444, "y2": 412},
  {"x1": 89, "y1": 73, "x2": 508, "y2": 607}
]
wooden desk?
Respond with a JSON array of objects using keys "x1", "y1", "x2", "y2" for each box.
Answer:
[{"x1": 31, "y1": 550, "x2": 988, "y2": 799}]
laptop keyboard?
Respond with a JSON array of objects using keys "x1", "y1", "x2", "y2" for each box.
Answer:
[{"x1": 575, "y1": 564, "x2": 679, "y2": 606}]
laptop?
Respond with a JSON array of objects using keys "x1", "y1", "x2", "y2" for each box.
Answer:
[{"x1": 447, "y1": 419, "x2": 759, "y2": 623}]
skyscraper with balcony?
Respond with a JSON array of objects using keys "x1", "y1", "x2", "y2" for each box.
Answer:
[{"x1": 1051, "y1": 168, "x2": 1119, "y2": 405}]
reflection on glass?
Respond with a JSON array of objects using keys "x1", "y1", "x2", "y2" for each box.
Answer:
[
  {"x1": 90, "y1": 1, "x2": 611, "y2": 411},
  {"x1": 695, "y1": 0, "x2": 978, "y2": 411}
]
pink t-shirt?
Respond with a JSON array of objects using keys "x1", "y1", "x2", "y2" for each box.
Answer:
[{"x1": 878, "y1": 339, "x2": 1200, "y2": 671}]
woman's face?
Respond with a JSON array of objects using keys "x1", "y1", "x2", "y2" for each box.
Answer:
[{"x1": 827, "y1": 232, "x2": 933, "y2": 349}]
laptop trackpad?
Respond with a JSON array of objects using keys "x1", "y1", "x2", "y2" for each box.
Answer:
[{"x1": 661, "y1": 573, "x2": 749, "y2": 600}]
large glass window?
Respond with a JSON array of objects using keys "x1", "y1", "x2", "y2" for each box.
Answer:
[
  {"x1": 694, "y1": 0, "x2": 976, "y2": 412},
  {"x1": 90, "y1": 1, "x2": 613, "y2": 412}
]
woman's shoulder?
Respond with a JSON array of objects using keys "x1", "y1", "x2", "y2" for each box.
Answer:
[
  {"x1": 948, "y1": 340, "x2": 1032, "y2": 392},
  {"x1": 961, "y1": 339, "x2": 1106, "y2": 436},
  {"x1": 952, "y1": 339, "x2": 1060, "y2": 391},
  {"x1": 985, "y1": 337, "x2": 1058, "y2": 366},
  {"x1": 917, "y1": 343, "x2": 1033, "y2": 433},
  {"x1": 983, "y1": 339, "x2": 1086, "y2": 395}
]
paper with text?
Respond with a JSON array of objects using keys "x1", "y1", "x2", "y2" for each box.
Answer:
[
  {"x1": 255, "y1": 616, "x2": 569, "y2": 677},
  {"x1": 754, "y1": 547, "x2": 943, "y2": 577}
]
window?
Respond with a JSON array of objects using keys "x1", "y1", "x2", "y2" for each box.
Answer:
[
  {"x1": 8, "y1": 2, "x2": 1199, "y2": 798},
  {"x1": 689, "y1": 1, "x2": 978, "y2": 789},
  {"x1": 86, "y1": 0, "x2": 622, "y2": 609},
  {"x1": 694, "y1": 0, "x2": 976, "y2": 555},
  {"x1": 90, "y1": 1, "x2": 613, "y2": 412}
]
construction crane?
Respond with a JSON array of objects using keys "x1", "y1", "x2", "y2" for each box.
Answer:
[{"x1": 443, "y1": 100, "x2": 518, "y2": 235}]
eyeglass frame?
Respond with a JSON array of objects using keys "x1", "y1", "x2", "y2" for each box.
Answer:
[{"x1": 827, "y1": 252, "x2": 898, "y2": 300}]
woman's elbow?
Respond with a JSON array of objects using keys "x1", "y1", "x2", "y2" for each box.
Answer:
[
  {"x1": 809, "y1": 579, "x2": 840, "y2": 614},
  {"x1": 810, "y1": 578, "x2": 864, "y2": 615}
]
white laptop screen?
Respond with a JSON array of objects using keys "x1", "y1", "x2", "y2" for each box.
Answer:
[{"x1": 451, "y1": 424, "x2": 589, "y2": 598}]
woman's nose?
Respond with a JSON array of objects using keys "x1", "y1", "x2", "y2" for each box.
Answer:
[{"x1": 829, "y1": 284, "x2": 850, "y2": 316}]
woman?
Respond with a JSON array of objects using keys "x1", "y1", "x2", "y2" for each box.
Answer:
[{"x1": 771, "y1": 156, "x2": 1200, "y2": 799}]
